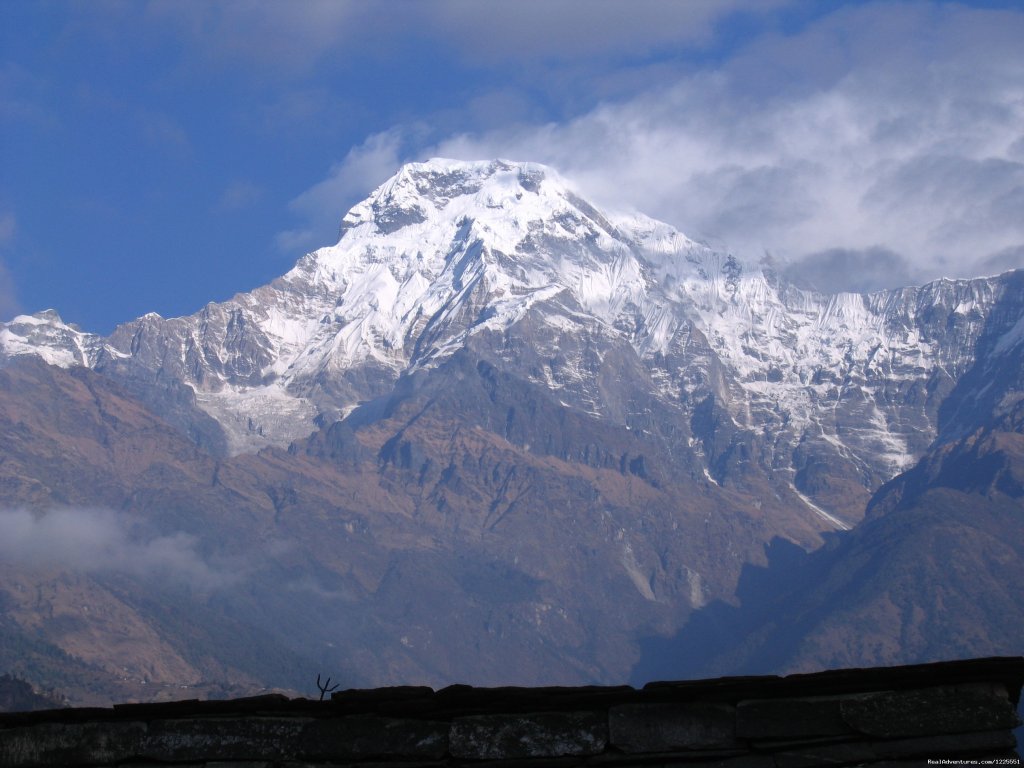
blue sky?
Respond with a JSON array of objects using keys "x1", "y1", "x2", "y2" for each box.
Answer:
[{"x1": 2, "y1": 1, "x2": 1023, "y2": 334}]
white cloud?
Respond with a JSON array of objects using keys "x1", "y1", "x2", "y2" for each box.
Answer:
[
  {"x1": 0, "y1": 508, "x2": 240, "y2": 590},
  {"x1": 146, "y1": 0, "x2": 359, "y2": 74},
  {"x1": 426, "y1": 0, "x2": 788, "y2": 62},
  {"x1": 276, "y1": 129, "x2": 406, "y2": 253},
  {"x1": 419, "y1": 3, "x2": 1024, "y2": 286},
  {"x1": 979, "y1": 245, "x2": 1024, "y2": 277},
  {"x1": 265, "y1": 2, "x2": 1024, "y2": 289},
  {"x1": 141, "y1": 0, "x2": 787, "y2": 74},
  {"x1": 782, "y1": 247, "x2": 917, "y2": 295}
]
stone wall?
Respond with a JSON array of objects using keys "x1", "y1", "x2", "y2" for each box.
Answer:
[{"x1": 0, "y1": 657, "x2": 1021, "y2": 767}]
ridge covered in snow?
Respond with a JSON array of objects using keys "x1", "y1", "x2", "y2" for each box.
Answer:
[
  {"x1": 1, "y1": 159, "x2": 1017, "y2": 515},
  {"x1": 0, "y1": 310, "x2": 110, "y2": 368}
]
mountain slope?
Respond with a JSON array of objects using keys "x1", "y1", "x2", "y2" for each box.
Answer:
[
  {"x1": 0, "y1": 358, "x2": 317, "y2": 703},
  {"x1": 633, "y1": 289, "x2": 1024, "y2": 680},
  {"x1": 0, "y1": 351, "x2": 817, "y2": 701}
]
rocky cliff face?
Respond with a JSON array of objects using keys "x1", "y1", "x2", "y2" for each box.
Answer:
[{"x1": 633, "y1": 286, "x2": 1024, "y2": 681}]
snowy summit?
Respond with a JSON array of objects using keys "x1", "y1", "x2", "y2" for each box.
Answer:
[{"x1": 0, "y1": 160, "x2": 1015, "y2": 521}]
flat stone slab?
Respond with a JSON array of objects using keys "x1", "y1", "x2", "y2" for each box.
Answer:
[
  {"x1": 840, "y1": 683, "x2": 1020, "y2": 737},
  {"x1": 0, "y1": 721, "x2": 148, "y2": 768},
  {"x1": 736, "y1": 696, "x2": 853, "y2": 740},
  {"x1": 301, "y1": 715, "x2": 448, "y2": 760},
  {"x1": 142, "y1": 717, "x2": 308, "y2": 762},
  {"x1": 609, "y1": 702, "x2": 737, "y2": 752},
  {"x1": 450, "y1": 711, "x2": 607, "y2": 759}
]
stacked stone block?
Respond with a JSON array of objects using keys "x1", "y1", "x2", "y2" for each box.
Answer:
[{"x1": 0, "y1": 657, "x2": 1020, "y2": 766}]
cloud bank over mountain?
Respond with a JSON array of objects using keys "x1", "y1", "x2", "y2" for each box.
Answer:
[
  {"x1": 282, "y1": 3, "x2": 1024, "y2": 292},
  {"x1": 4, "y1": 2, "x2": 1022, "y2": 330},
  {"x1": 0, "y1": 508, "x2": 238, "y2": 590}
]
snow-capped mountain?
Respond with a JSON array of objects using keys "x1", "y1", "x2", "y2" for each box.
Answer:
[
  {"x1": 2, "y1": 158, "x2": 1022, "y2": 701},
  {"x1": 1, "y1": 159, "x2": 1019, "y2": 521}
]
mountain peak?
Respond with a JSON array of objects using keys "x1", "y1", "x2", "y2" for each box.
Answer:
[
  {"x1": 339, "y1": 158, "x2": 572, "y2": 238},
  {"x1": 0, "y1": 310, "x2": 103, "y2": 368},
  {"x1": 289, "y1": 159, "x2": 644, "y2": 379},
  {"x1": 387, "y1": 157, "x2": 562, "y2": 201}
]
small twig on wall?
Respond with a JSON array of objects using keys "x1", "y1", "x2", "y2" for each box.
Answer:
[{"x1": 316, "y1": 673, "x2": 340, "y2": 701}]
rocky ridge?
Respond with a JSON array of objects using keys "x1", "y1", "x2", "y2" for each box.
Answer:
[{"x1": 1, "y1": 159, "x2": 1017, "y2": 524}]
